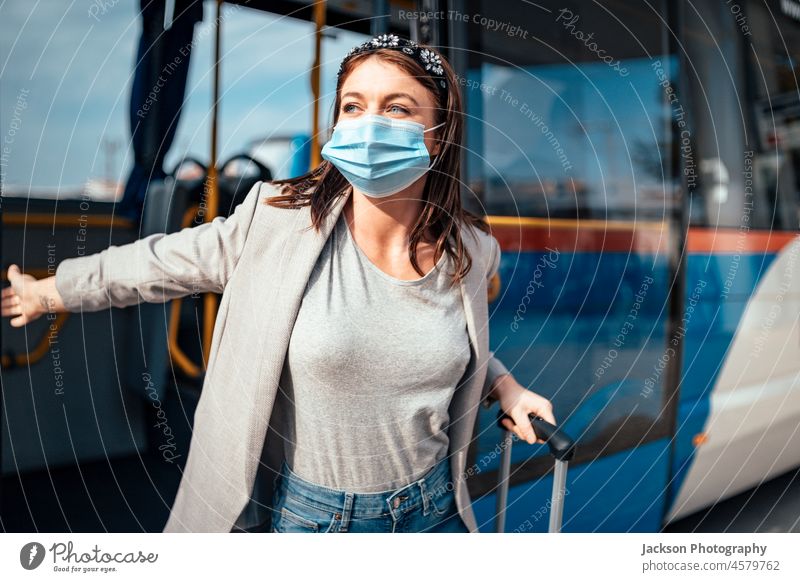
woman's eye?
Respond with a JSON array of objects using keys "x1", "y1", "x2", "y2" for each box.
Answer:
[
  {"x1": 342, "y1": 103, "x2": 358, "y2": 113},
  {"x1": 388, "y1": 104, "x2": 409, "y2": 114}
]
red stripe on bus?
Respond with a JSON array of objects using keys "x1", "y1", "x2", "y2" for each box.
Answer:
[
  {"x1": 486, "y1": 219, "x2": 798, "y2": 254},
  {"x1": 686, "y1": 228, "x2": 798, "y2": 253},
  {"x1": 486, "y1": 218, "x2": 670, "y2": 254}
]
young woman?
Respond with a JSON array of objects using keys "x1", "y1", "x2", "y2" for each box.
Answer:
[{"x1": 2, "y1": 34, "x2": 556, "y2": 533}]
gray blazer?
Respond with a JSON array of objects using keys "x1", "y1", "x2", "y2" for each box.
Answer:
[{"x1": 54, "y1": 181, "x2": 510, "y2": 533}]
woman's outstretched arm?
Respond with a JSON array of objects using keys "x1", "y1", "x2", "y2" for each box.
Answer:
[
  {"x1": 2, "y1": 180, "x2": 267, "y2": 325},
  {"x1": 56, "y1": 180, "x2": 266, "y2": 312}
]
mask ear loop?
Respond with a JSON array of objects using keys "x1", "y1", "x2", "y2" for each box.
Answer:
[
  {"x1": 423, "y1": 121, "x2": 445, "y2": 134},
  {"x1": 424, "y1": 121, "x2": 445, "y2": 169}
]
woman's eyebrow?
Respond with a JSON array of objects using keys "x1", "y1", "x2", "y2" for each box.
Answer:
[
  {"x1": 383, "y1": 92, "x2": 419, "y2": 106},
  {"x1": 341, "y1": 91, "x2": 419, "y2": 106}
]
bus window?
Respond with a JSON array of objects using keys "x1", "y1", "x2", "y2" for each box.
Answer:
[
  {"x1": 460, "y1": 0, "x2": 679, "y2": 486},
  {"x1": 0, "y1": 2, "x2": 139, "y2": 202},
  {"x1": 683, "y1": 0, "x2": 800, "y2": 230},
  {"x1": 746, "y1": 0, "x2": 800, "y2": 230}
]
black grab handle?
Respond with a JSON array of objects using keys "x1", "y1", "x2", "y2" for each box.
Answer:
[{"x1": 496, "y1": 411, "x2": 576, "y2": 461}]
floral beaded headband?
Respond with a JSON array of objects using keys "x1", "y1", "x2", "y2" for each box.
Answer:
[{"x1": 336, "y1": 34, "x2": 448, "y2": 100}]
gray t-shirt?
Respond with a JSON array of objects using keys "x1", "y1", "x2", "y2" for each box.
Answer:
[{"x1": 273, "y1": 212, "x2": 471, "y2": 493}]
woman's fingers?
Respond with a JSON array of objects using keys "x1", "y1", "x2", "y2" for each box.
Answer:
[
  {"x1": 3, "y1": 267, "x2": 20, "y2": 306},
  {"x1": 10, "y1": 313, "x2": 29, "y2": 327},
  {"x1": 2, "y1": 294, "x2": 20, "y2": 307},
  {"x1": 540, "y1": 409, "x2": 557, "y2": 427},
  {"x1": 2, "y1": 294, "x2": 21, "y2": 316},
  {"x1": 500, "y1": 416, "x2": 519, "y2": 439},
  {"x1": 3, "y1": 266, "x2": 40, "y2": 327},
  {"x1": 6, "y1": 264, "x2": 21, "y2": 285},
  {"x1": 2, "y1": 302, "x2": 22, "y2": 317},
  {"x1": 502, "y1": 417, "x2": 529, "y2": 443},
  {"x1": 510, "y1": 409, "x2": 536, "y2": 444},
  {"x1": 529, "y1": 400, "x2": 556, "y2": 444},
  {"x1": 536, "y1": 401, "x2": 557, "y2": 428}
]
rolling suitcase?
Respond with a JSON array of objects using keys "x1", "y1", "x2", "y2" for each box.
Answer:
[{"x1": 494, "y1": 412, "x2": 576, "y2": 533}]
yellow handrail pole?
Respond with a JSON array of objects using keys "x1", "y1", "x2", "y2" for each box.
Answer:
[
  {"x1": 202, "y1": 0, "x2": 223, "y2": 369},
  {"x1": 309, "y1": 1, "x2": 326, "y2": 170},
  {"x1": 167, "y1": 204, "x2": 204, "y2": 379}
]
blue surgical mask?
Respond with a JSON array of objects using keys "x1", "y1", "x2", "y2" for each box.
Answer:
[{"x1": 321, "y1": 114, "x2": 445, "y2": 197}]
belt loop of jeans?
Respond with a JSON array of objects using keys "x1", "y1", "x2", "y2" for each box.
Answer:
[
  {"x1": 419, "y1": 478, "x2": 431, "y2": 517},
  {"x1": 339, "y1": 492, "x2": 354, "y2": 532},
  {"x1": 419, "y1": 457, "x2": 450, "y2": 518}
]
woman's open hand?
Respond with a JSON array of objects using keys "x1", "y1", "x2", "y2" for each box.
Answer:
[
  {"x1": 491, "y1": 374, "x2": 557, "y2": 444},
  {"x1": 2, "y1": 264, "x2": 61, "y2": 327}
]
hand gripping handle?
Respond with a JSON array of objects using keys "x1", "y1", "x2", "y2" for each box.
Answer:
[{"x1": 496, "y1": 411, "x2": 576, "y2": 461}]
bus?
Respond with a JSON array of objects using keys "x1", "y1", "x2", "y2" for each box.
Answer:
[
  {"x1": 459, "y1": 0, "x2": 800, "y2": 532},
  {"x1": 2, "y1": 0, "x2": 798, "y2": 533}
]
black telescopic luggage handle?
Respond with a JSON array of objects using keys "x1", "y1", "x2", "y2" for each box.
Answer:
[
  {"x1": 494, "y1": 411, "x2": 576, "y2": 533},
  {"x1": 496, "y1": 412, "x2": 576, "y2": 461}
]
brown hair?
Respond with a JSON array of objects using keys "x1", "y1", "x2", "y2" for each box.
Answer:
[{"x1": 263, "y1": 43, "x2": 490, "y2": 285}]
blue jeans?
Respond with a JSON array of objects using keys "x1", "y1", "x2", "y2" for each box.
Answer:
[{"x1": 270, "y1": 456, "x2": 469, "y2": 533}]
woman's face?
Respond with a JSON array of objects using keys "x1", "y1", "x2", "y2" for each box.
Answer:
[{"x1": 338, "y1": 56, "x2": 441, "y2": 157}]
